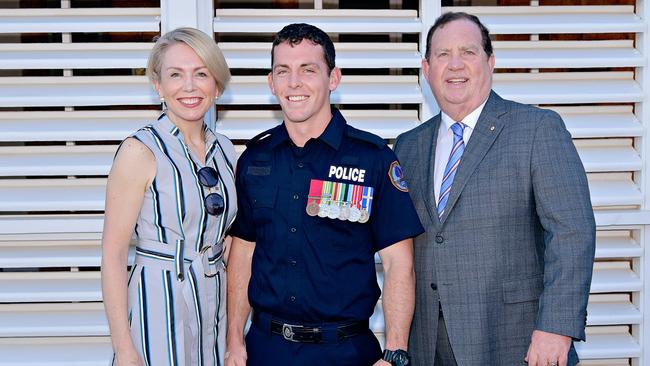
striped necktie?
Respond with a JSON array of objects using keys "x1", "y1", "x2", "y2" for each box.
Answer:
[{"x1": 437, "y1": 121, "x2": 466, "y2": 219}]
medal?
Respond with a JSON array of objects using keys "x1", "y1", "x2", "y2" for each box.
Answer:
[
  {"x1": 338, "y1": 204, "x2": 350, "y2": 220},
  {"x1": 349, "y1": 206, "x2": 361, "y2": 222},
  {"x1": 306, "y1": 179, "x2": 324, "y2": 217},
  {"x1": 306, "y1": 200, "x2": 319, "y2": 216},
  {"x1": 328, "y1": 182, "x2": 342, "y2": 219},
  {"x1": 358, "y1": 209, "x2": 370, "y2": 223},
  {"x1": 328, "y1": 204, "x2": 340, "y2": 219},
  {"x1": 318, "y1": 202, "x2": 329, "y2": 217}
]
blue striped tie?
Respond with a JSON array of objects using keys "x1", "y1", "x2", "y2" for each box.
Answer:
[{"x1": 437, "y1": 122, "x2": 466, "y2": 219}]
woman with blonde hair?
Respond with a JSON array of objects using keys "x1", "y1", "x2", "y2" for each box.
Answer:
[{"x1": 102, "y1": 27, "x2": 236, "y2": 366}]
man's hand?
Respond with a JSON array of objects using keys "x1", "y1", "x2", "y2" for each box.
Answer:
[
  {"x1": 224, "y1": 343, "x2": 248, "y2": 366},
  {"x1": 373, "y1": 360, "x2": 391, "y2": 366},
  {"x1": 525, "y1": 330, "x2": 571, "y2": 366}
]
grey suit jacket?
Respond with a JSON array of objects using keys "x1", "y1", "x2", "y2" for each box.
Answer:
[{"x1": 394, "y1": 91, "x2": 596, "y2": 366}]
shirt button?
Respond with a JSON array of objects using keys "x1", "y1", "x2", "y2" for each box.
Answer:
[
  {"x1": 289, "y1": 260, "x2": 297, "y2": 266},
  {"x1": 290, "y1": 296, "x2": 296, "y2": 302},
  {"x1": 290, "y1": 227, "x2": 297, "y2": 233},
  {"x1": 435, "y1": 233, "x2": 444, "y2": 244},
  {"x1": 297, "y1": 162, "x2": 304, "y2": 168},
  {"x1": 293, "y1": 194, "x2": 299, "y2": 200}
]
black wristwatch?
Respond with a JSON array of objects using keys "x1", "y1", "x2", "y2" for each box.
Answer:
[{"x1": 382, "y1": 349, "x2": 410, "y2": 366}]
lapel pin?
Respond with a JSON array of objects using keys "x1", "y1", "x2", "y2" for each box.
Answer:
[{"x1": 490, "y1": 126, "x2": 496, "y2": 131}]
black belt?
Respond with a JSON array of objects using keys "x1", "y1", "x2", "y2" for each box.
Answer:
[{"x1": 253, "y1": 311, "x2": 368, "y2": 344}]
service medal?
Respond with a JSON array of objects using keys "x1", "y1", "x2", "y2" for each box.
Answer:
[
  {"x1": 328, "y1": 204, "x2": 341, "y2": 219},
  {"x1": 306, "y1": 201, "x2": 319, "y2": 216},
  {"x1": 358, "y1": 209, "x2": 370, "y2": 223},
  {"x1": 318, "y1": 202, "x2": 330, "y2": 217},
  {"x1": 349, "y1": 206, "x2": 361, "y2": 222},
  {"x1": 338, "y1": 204, "x2": 350, "y2": 220}
]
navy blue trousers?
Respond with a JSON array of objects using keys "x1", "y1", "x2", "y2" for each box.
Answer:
[{"x1": 245, "y1": 322, "x2": 382, "y2": 366}]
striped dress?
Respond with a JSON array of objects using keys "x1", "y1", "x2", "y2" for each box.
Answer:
[{"x1": 116, "y1": 114, "x2": 237, "y2": 366}]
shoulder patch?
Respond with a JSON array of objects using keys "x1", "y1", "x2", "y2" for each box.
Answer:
[
  {"x1": 346, "y1": 126, "x2": 386, "y2": 149},
  {"x1": 388, "y1": 161, "x2": 408, "y2": 192}
]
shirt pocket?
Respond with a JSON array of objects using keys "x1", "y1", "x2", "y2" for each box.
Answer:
[{"x1": 249, "y1": 185, "x2": 277, "y2": 225}]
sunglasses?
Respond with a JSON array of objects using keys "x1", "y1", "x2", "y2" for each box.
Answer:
[{"x1": 197, "y1": 167, "x2": 225, "y2": 216}]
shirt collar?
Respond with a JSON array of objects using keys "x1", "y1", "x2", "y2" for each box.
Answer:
[
  {"x1": 266, "y1": 107, "x2": 346, "y2": 150},
  {"x1": 156, "y1": 112, "x2": 218, "y2": 160},
  {"x1": 440, "y1": 98, "x2": 489, "y2": 132}
]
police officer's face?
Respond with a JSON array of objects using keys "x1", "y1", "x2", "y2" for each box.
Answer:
[
  {"x1": 154, "y1": 42, "x2": 219, "y2": 127},
  {"x1": 268, "y1": 40, "x2": 341, "y2": 127},
  {"x1": 423, "y1": 19, "x2": 495, "y2": 121}
]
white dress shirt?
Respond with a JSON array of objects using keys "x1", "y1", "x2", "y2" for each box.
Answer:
[{"x1": 433, "y1": 100, "x2": 488, "y2": 203}]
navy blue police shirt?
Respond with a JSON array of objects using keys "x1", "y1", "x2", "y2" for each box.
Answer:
[{"x1": 230, "y1": 108, "x2": 424, "y2": 323}]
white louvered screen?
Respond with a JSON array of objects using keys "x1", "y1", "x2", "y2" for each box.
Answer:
[
  {"x1": 0, "y1": 1, "x2": 646, "y2": 365},
  {"x1": 0, "y1": 2, "x2": 161, "y2": 364}
]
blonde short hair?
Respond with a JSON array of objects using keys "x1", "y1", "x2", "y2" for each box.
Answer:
[{"x1": 146, "y1": 27, "x2": 231, "y2": 97}]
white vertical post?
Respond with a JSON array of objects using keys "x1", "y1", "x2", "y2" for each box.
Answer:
[
  {"x1": 419, "y1": 0, "x2": 441, "y2": 122},
  {"x1": 160, "y1": 0, "x2": 218, "y2": 130},
  {"x1": 160, "y1": 0, "x2": 214, "y2": 35},
  {"x1": 634, "y1": 0, "x2": 649, "y2": 364}
]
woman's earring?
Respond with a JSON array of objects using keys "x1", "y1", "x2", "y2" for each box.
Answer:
[{"x1": 160, "y1": 96, "x2": 167, "y2": 110}]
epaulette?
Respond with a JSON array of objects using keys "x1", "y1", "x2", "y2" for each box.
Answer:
[
  {"x1": 246, "y1": 128, "x2": 274, "y2": 147},
  {"x1": 346, "y1": 125, "x2": 386, "y2": 149}
]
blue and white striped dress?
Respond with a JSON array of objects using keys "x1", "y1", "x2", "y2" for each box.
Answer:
[{"x1": 116, "y1": 114, "x2": 237, "y2": 366}]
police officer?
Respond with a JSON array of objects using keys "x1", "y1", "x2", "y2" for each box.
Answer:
[{"x1": 225, "y1": 23, "x2": 424, "y2": 366}]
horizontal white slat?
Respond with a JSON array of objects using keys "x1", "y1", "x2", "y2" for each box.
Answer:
[
  {"x1": 220, "y1": 42, "x2": 421, "y2": 69},
  {"x1": 453, "y1": 5, "x2": 643, "y2": 34},
  {"x1": 574, "y1": 139, "x2": 641, "y2": 173},
  {"x1": 595, "y1": 209, "x2": 650, "y2": 227},
  {"x1": 0, "y1": 303, "x2": 107, "y2": 337},
  {"x1": 578, "y1": 360, "x2": 631, "y2": 366},
  {"x1": 0, "y1": 178, "x2": 106, "y2": 212},
  {"x1": 493, "y1": 40, "x2": 644, "y2": 69},
  {"x1": 595, "y1": 230, "x2": 643, "y2": 259},
  {"x1": 493, "y1": 72, "x2": 642, "y2": 105},
  {"x1": 0, "y1": 336, "x2": 112, "y2": 366},
  {"x1": 587, "y1": 173, "x2": 642, "y2": 208},
  {"x1": 587, "y1": 294, "x2": 640, "y2": 326},
  {"x1": 218, "y1": 109, "x2": 419, "y2": 139},
  {"x1": 0, "y1": 42, "x2": 421, "y2": 70},
  {"x1": 0, "y1": 43, "x2": 152, "y2": 70},
  {"x1": 577, "y1": 326, "x2": 641, "y2": 359},
  {"x1": 0, "y1": 240, "x2": 101, "y2": 268},
  {"x1": 5, "y1": 134, "x2": 636, "y2": 178},
  {"x1": 0, "y1": 173, "x2": 630, "y2": 212},
  {"x1": 0, "y1": 271, "x2": 101, "y2": 303},
  {"x1": 214, "y1": 9, "x2": 420, "y2": 33},
  {"x1": 3, "y1": 73, "x2": 636, "y2": 107},
  {"x1": 0, "y1": 109, "x2": 417, "y2": 143},
  {"x1": 0, "y1": 110, "x2": 157, "y2": 142},
  {"x1": 0, "y1": 240, "x2": 134, "y2": 268},
  {"x1": 0, "y1": 8, "x2": 160, "y2": 34},
  {"x1": 0, "y1": 76, "x2": 156, "y2": 107},
  {"x1": 0, "y1": 75, "x2": 422, "y2": 107},
  {"x1": 0, "y1": 214, "x2": 103, "y2": 239},
  {"x1": 0, "y1": 145, "x2": 117, "y2": 177},
  {"x1": 590, "y1": 262, "x2": 641, "y2": 293},
  {"x1": 548, "y1": 106, "x2": 642, "y2": 139}
]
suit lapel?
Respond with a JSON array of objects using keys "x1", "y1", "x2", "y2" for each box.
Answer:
[
  {"x1": 421, "y1": 115, "x2": 442, "y2": 226},
  {"x1": 438, "y1": 92, "x2": 508, "y2": 223}
]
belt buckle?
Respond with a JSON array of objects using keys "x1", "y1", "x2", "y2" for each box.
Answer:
[{"x1": 282, "y1": 323, "x2": 302, "y2": 342}]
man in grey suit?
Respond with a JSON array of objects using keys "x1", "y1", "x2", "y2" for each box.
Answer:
[{"x1": 394, "y1": 12, "x2": 596, "y2": 366}]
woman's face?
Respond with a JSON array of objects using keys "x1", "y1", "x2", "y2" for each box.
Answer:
[{"x1": 154, "y1": 42, "x2": 219, "y2": 126}]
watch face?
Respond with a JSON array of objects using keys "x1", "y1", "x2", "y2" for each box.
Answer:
[{"x1": 394, "y1": 353, "x2": 409, "y2": 365}]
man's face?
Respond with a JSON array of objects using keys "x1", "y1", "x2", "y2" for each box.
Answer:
[
  {"x1": 268, "y1": 40, "x2": 341, "y2": 126},
  {"x1": 423, "y1": 19, "x2": 495, "y2": 121}
]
